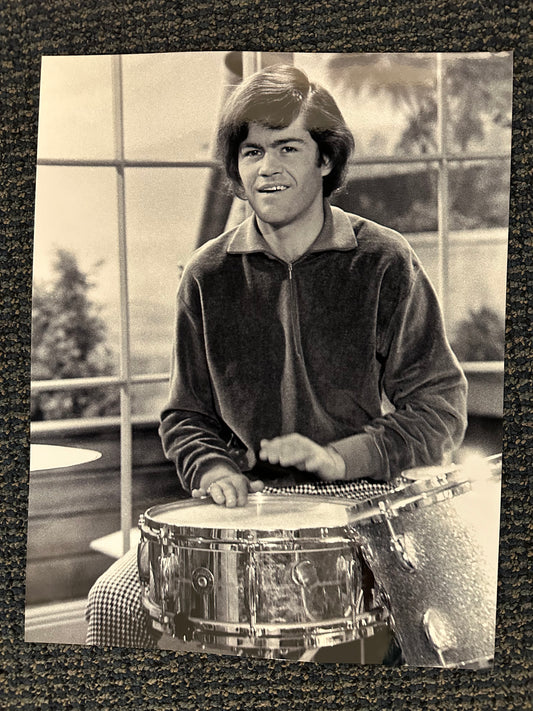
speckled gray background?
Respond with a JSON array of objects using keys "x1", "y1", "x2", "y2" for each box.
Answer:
[{"x1": 1, "y1": 1, "x2": 531, "y2": 708}]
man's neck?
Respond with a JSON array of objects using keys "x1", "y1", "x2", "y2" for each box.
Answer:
[{"x1": 256, "y1": 201, "x2": 326, "y2": 263}]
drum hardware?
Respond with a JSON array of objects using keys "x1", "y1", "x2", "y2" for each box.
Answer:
[
  {"x1": 350, "y1": 557, "x2": 364, "y2": 615},
  {"x1": 373, "y1": 587, "x2": 393, "y2": 620},
  {"x1": 344, "y1": 527, "x2": 372, "y2": 616},
  {"x1": 402, "y1": 452, "x2": 502, "y2": 483},
  {"x1": 422, "y1": 608, "x2": 458, "y2": 668},
  {"x1": 402, "y1": 463, "x2": 461, "y2": 481},
  {"x1": 355, "y1": 588, "x2": 365, "y2": 616},
  {"x1": 377, "y1": 501, "x2": 418, "y2": 572},
  {"x1": 192, "y1": 567, "x2": 214, "y2": 594},
  {"x1": 159, "y1": 524, "x2": 171, "y2": 547},
  {"x1": 159, "y1": 551, "x2": 180, "y2": 603},
  {"x1": 137, "y1": 538, "x2": 150, "y2": 584},
  {"x1": 354, "y1": 479, "x2": 473, "y2": 525},
  {"x1": 172, "y1": 612, "x2": 196, "y2": 641},
  {"x1": 246, "y1": 545, "x2": 258, "y2": 635}
]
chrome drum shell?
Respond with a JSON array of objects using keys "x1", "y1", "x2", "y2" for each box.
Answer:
[{"x1": 138, "y1": 493, "x2": 387, "y2": 658}]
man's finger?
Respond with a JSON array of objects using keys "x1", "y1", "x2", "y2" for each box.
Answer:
[
  {"x1": 260, "y1": 436, "x2": 296, "y2": 463},
  {"x1": 234, "y1": 479, "x2": 250, "y2": 507},
  {"x1": 218, "y1": 480, "x2": 238, "y2": 508},
  {"x1": 259, "y1": 437, "x2": 284, "y2": 461},
  {"x1": 207, "y1": 481, "x2": 227, "y2": 506},
  {"x1": 191, "y1": 487, "x2": 207, "y2": 498},
  {"x1": 279, "y1": 446, "x2": 312, "y2": 468},
  {"x1": 261, "y1": 442, "x2": 282, "y2": 465},
  {"x1": 249, "y1": 479, "x2": 265, "y2": 492},
  {"x1": 279, "y1": 438, "x2": 315, "y2": 467}
]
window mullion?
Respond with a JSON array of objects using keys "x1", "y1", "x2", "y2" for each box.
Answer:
[
  {"x1": 436, "y1": 53, "x2": 450, "y2": 324},
  {"x1": 112, "y1": 54, "x2": 133, "y2": 556}
]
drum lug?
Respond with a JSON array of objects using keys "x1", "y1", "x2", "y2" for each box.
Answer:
[
  {"x1": 137, "y1": 538, "x2": 150, "y2": 584},
  {"x1": 160, "y1": 525, "x2": 171, "y2": 546},
  {"x1": 391, "y1": 533, "x2": 418, "y2": 572},
  {"x1": 378, "y1": 502, "x2": 418, "y2": 572},
  {"x1": 246, "y1": 545, "x2": 258, "y2": 636}
]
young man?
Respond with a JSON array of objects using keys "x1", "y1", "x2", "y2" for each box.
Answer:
[
  {"x1": 159, "y1": 64, "x2": 467, "y2": 506},
  {"x1": 86, "y1": 64, "x2": 467, "y2": 651}
]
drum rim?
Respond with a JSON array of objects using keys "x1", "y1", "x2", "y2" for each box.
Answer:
[
  {"x1": 140, "y1": 492, "x2": 357, "y2": 540},
  {"x1": 347, "y1": 467, "x2": 501, "y2": 523}
]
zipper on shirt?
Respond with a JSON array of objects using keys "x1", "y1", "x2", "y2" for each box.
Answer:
[{"x1": 287, "y1": 262, "x2": 303, "y2": 360}]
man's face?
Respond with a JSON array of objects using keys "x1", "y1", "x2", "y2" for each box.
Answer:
[{"x1": 237, "y1": 114, "x2": 331, "y2": 230}]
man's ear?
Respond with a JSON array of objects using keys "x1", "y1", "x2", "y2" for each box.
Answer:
[
  {"x1": 320, "y1": 154, "x2": 332, "y2": 177},
  {"x1": 234, "y1": 179, "x2": 247, "y2": 201}
]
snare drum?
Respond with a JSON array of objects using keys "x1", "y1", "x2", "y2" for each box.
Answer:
[
  {"x1": 349, "y1": 456, "x2": 502, "y2": 668},
  {"x1": 138, "y1": 493, "x2": 387, "y2": 658}
]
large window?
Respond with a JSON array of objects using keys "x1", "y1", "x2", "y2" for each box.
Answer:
[{"x1": 31, "y1": 51, "x2": 512, "y2": 549}]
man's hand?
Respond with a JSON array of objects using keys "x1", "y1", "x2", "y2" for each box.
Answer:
[
  {"x1": 259, "y1": 434, "x2": 346, "y2": 482},
  {"x1": 192, "y1": 467, "x2": 264, "y2": 507}
]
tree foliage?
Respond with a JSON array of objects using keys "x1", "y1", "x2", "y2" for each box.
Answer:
[
  {"x1": 451, "y1": 307, "x2": 506, "y2": 362},
  {"x1": 31, "y1": 249, "x2": 120, "y2": 420},
  {"x1": 326, "y1": 52, "x2": 513, "y2": 155},
  {"x1": 328, "y1": 53, "x2": 512, "y2": 233}
]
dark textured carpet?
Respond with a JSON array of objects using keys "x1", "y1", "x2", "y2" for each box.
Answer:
[{"x1": 1, "y1": 1, "x2": 531, "y2": 709}]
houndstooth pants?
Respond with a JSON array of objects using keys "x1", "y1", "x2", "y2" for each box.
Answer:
[{"x1": 85, "y1": 479, "x2": 401, "y2": 649}]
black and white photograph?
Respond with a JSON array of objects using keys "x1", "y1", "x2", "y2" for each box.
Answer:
[{"x1": 25, "y1": 50, "x2": 513, "y2": 669}]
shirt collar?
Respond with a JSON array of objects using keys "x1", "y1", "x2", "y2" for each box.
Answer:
[{"x1": 226, "y1": 201, "x2": 358, "y2": 256}]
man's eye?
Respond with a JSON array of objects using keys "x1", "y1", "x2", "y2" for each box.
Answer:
[
  {"x1": 243, "y1": 149, "x2": 261, "y2": 158},
  {"x1": 281, "y1": 146, "x2": 297, "y2": 153}
]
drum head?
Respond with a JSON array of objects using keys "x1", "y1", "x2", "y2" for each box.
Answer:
[{"x1": 143, "y1": 493, "x2": 353, "y2": 539}]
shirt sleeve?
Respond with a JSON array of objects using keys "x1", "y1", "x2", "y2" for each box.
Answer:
[
  {"x1": 159, "y1": 281, "x2": 242, "y2": 493},
  {"x1": 330, "y1": 262, "x2": 468, "y2": 481}
]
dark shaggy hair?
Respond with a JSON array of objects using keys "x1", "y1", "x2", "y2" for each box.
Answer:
[{"x1": 216, "y1": 65, "x2": 354, "y2": 198}]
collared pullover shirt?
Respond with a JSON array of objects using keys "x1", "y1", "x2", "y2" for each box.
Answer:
[{"x1": 160, "y1": 204, "x2": 467, "y2": 493}]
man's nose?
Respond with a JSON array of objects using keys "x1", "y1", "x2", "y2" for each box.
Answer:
[{"x1": 258, "y1": 151, "x2": 281, "y2": 175}]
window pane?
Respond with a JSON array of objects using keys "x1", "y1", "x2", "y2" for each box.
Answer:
[
  {"x1": 121, "y1": 52, "x2": 226, "y2": 161},
  {"x1": 332, "y1": 163, "x2": 439, "y2": 235},
  {"x1": 443, "y1": 53, "x2": 513, "y2": 155},
  {"x1": 448, "y1": 160, "x2": 511, "y2": 230},
  {"x1": 31, "y1": 385, "x2": 121, "y2": 422},
  {"x1": 295, "y1": 53, "x2": 438, "y2": 159},
  {"x1": 31, "y1": 166, "x2": 121, "y2": 421},
  {"x1": 37, "y1": 56, "x2": 115, "y2": 160},
  {"x1": 132, "y1": 381, "x2": 170, "y2": 419},
  {"x1": 446, "y1": 161, "x2": 509, "y2": 361},
  {"x1": 125, "y1": 167, "x2": 212, "y2": 375},
  {"x1": 447, "y1": 233, "x2": 507, "y2": 362}
]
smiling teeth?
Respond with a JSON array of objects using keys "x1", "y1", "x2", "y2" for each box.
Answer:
[{"x1": 261, "y1": 186, "x2": 288, "y2": 192}]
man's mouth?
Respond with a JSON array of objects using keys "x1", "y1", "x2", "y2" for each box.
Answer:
[{"x1": 257, "y1": 185, "x2": 289, "y2": 193}]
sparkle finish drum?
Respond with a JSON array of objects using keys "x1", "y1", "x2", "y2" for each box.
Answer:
[
  {"x1": 348, "y1": 456, "x2": 502, "y2": 668},
  {"x1": 138, "y1": 493, "x2": 387, "y2": 658}
]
